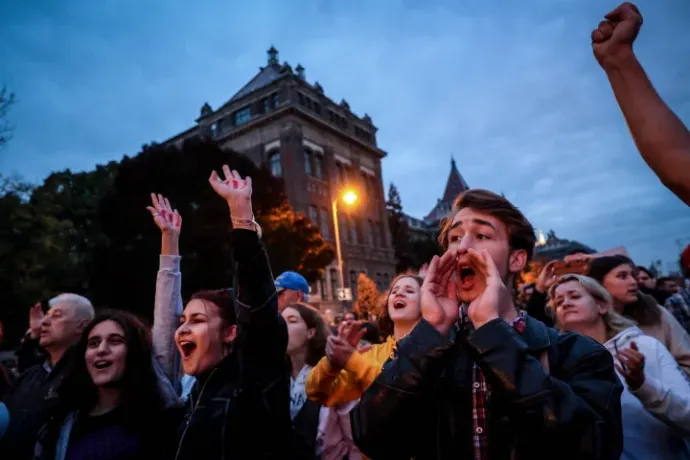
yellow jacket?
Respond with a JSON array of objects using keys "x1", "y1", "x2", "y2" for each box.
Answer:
[{"x1": 306, "y1": 336, "x2": 396, "y2": 407}]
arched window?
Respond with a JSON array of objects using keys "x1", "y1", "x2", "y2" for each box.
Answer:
[{"x1": 268, "y1": 150, "x2": 282, "y2": 177}]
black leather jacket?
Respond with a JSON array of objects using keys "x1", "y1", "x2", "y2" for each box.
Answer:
[
  {"x1": 352, "y1": 315, "x2": 623, "y2": 460},
  {"x1": 172, "y1": 229, "x2": 292, "y2": 460}
]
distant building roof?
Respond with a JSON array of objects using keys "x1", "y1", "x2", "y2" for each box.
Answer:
[
  {"x1": 425, "y1": 157, "x2": 470, "y2": 223},
  {"x1": 227, "y1": 63, "x2": 283, "y2": 104},
  {"x1": 533, "y1": 229, "x2": 596, "y2": 261},
  {"x1": 442, "y1": 157, "x2": 470, "y2": 203}
]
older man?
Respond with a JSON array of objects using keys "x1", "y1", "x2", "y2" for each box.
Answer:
[{"x1": 0, "y1": 293, "x2": 94, "y2": 460}]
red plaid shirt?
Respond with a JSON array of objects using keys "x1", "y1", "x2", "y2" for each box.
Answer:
[{"x1": 459, "y1": 311, "x2": 527, "y2": 460}]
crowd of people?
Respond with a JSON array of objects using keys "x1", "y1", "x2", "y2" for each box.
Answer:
[{"x1": 0, "y1": 2, "x2": 689, "y2": 459}]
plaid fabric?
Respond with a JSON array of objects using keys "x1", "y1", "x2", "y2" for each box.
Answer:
[
  {"x1": 664, "y1": 288, "x2": 690, "y2": 335},
  {"x1": 460, "y1": 311, "x2": 527, "y2": 460}
]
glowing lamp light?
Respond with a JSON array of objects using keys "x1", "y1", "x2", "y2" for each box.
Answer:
[{"x1": 342, "y1": 190, "x2": 358, "y2": 205}]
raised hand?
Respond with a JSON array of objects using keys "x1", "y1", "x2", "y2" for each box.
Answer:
[
  {"x1": 326, "y1": 335, "x2": 356, "y2": 371},
  {"x1": 536, "y1": 260, "x2": 558, "y2": 294},
  {"x1": 615, "y1": 340, "x2": 646, "y2": 390},
  {"x1": 147, "y1": 193, "x2": 181, "y2": 256},
  {"x1": 592, "y1": 2, "x2": 643, "y2": 68},
  {"x1": 29, "y1": 303, "x2": 44, "y2": 339},
  {"x1": 147, "y1": 193, "x2": 182, "y2": 236},
  {"x1": 420, "y1": 248, "x2": 459, "y2": 335},
  {"x1": 466, "y1": 249, "x2": 503, "y2": 330},
  {"x1": 208, "y1": 165, "x2": 253, "y2": 220},
  {"x1": 338, "y1": 320, "x2": 367, "y2": 348}
]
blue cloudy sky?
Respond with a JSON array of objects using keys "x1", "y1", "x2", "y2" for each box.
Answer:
[{"x1": 1, "y1": 0, "x2": 688, "y2": 271}]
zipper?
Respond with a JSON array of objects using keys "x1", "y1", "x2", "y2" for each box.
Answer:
[{"x1": 174, "y1": 368, "x2": 218, "y2": 460}]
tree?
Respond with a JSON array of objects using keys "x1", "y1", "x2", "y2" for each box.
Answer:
[
  {"x1": 354, "y1": 272, "x2": 379, "y2": 320},
  {"x1": 0, "y1": 139, "x2": 335, "y2": 343},
  {"x1": 386, "y1": 183, "x2": 414, "y2": 272},
  {"x1": 0, "y1": 85, "x2": 15, "y2": 149},
  {"x1": 260, "y1": 201, "x2": 334, "y2": 282},
  {"x1": 92, "y1": 139, "x2": 332, "y2": 318}
]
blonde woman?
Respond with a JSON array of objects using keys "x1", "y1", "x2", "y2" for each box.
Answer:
[{"x1": 548, "y1": 274, "x2": 690, "y2": 460}]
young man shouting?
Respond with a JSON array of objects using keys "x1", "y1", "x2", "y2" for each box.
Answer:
[{"x1": 351, "y1": 190, "x2": 623, "y2": 459}]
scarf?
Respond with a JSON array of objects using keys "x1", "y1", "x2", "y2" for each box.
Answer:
[{"x1": 290, "y1": 364, "x2": 313, "y2": 420}]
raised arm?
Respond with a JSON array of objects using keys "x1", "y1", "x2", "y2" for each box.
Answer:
[
  {"x1": 593, "y1": 3, "x2": 690, "y2": 205},
  {"x1": 147, "y1": 193, "x2": 183, "y2": 389},
  {"x1": 208, "y1": 166, "x2": 287, "y2": 375}
]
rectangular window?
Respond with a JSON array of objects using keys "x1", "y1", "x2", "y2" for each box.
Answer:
[
  {"x1": 314, "y1": 102, "x2": 321, "y2": 114},
  {"x1": 234, "y1": 106, "x2": 251, "y2": 126},
  {"x1": 330, "y1": 269, "x2": 338, "y2": 300},
  {"x1": 298, "y1": 93, "x2": 305, "y2": 105},
  {"x1": 339, "y1": 215, "x2": 348, "y2": 243},
  {"x1": 271, "y1": 92, "x2": 279, "y2": 108},
  {"x1": 319, "y1": 208, "x2": 330, "y2": 239},
  {"x1": 304, "y1": 149, "x2": 312, "y2": 176},
  {"x1": 262, "y1": 98, "x2": 269, "y2": 113},
  {"x1": 348, "y1": 217, "x2": 358, "y2": 244},
  {"x1": 366, "y1": 219, "x2": 375, "y2": 246},
  {"x1": 318, "y1": 278, "x2": 326, "y2": 299},
  {"x1": 350, "y1": 270, "x2": 358, "y2": 295},
  {"x1": 335, "y1": 163, "x2": 342, "y2": 184},
  {"x1": 314, "y1": 155, "x2": 323, "y2": 179},
  {"x1": 377, "y1": 222, "x2": 385, "y2": 247},
  {"x1": 308, "y1": 205, "x2": 318, "y2": 225}
]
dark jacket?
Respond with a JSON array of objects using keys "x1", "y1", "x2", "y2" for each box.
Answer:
[
  {"x1": 0, "y1": 351, "x2": 73, "y2": 460},
  {"x1": 351, "y1": 315, "x2": 624, "y2": 460},
  {"x1": 171, "y1": 229, "x2": 292, "y2": 460}
]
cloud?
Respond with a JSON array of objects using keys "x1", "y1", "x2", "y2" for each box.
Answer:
[{"x1": 0, "y1": 0, "x2": 688, "y2": 268}]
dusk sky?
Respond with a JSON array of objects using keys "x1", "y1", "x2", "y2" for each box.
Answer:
[{"x1": 1, "y1": 0, "x2": 688, "y2": 271}]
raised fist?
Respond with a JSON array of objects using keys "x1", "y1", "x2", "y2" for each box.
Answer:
[{"x1": 592, "y1": 2, "x2": 643, "y2": 69}]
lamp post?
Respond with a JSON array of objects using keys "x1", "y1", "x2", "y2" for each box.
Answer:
[{"x1": 332, "y1": 189, "x2": 358, "y2": 299}]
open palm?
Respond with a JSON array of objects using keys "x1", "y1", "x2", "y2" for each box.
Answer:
[
  {"x1": 209, "y1": 165, "x2": 253, "y2": 218},
  {"x1": 146, "y1": 193, "x2": 182, "y2": 236}
]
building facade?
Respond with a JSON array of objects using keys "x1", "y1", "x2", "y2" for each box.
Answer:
[{"x1": 161, "y1": 47, "x2": 395, "y2": 309}]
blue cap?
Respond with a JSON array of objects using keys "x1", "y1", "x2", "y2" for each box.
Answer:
[{"x1": 275, "y1": 271, "x2": 310, "y2": 296}]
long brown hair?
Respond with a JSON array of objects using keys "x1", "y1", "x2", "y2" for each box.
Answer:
[
  {"x1": 377, "y1": 274, "x2": 423, "y2": 339},
  {"x1": 284, "y1": 303, "x2": 330, "y2": 366}
]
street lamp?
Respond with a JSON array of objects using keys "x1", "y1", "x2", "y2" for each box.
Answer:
[{"x1": 332, "y1": 189, "x2": 358, "y2": 299}]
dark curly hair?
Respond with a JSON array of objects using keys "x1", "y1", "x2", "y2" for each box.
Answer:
[{"x1": 54, "y1": 310, "x2": 166, "y2": 427}]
